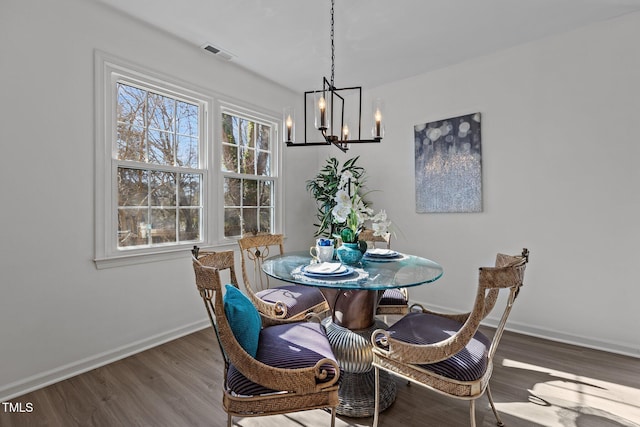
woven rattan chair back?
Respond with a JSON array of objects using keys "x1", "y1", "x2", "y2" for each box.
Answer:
[
  {"x1": 192, "y1": 251, "x2": 340, "y2": 427},
  {"x1": 357, "y1": 229, "x2": 391, "y2": 249},
  {"x1": 238, "y1": 233, "x2": 284, "y2": 293},
  {"x1": 358, "y1": 230, "x2": 408, "y2": 317},
  {"x1": 237, "y1": 233, "x2": 286, "y2": 318},
  {"x1": 193, "y1": 247, "x2": 239, "y2": 287},
  {"x1": 238, "y1": 233, "x2": 330, "y2": 320},
  {"x1": 371, "y1": 248, "x2": 530, "y2": 427},
  {"x1": 192, "y1": 249, "x2": 238, "y2": 365}
]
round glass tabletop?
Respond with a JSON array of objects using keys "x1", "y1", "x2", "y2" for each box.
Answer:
[{"x1": 262, "y1": 251, "x2": 443, "y2": 291}]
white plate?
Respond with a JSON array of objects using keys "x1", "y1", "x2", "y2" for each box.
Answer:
[
  {"x1": 302, "y1": 262, "x2": 347, "y2": 275},
  {"x1": 302, "y1": 266, "x2": 355, "y2": 278},
  {"x1": 365, "y1": 248, "x2": 399, "y2": 258},
  {"x1": 363, "y1": 254, "x2": 406, "y2": 263}
]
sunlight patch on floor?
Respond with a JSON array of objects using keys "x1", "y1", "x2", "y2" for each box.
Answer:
[
  {"x1": 234, "y1": 410, "x2": 366, "y2": 427},
  {"x1": 497, "y1": 358, "x2": 640, "y2": 426}
]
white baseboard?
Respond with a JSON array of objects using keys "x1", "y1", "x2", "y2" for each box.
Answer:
[
  {"x1": 413, "y1": 301, "x2": 640, "y2": 359},
  {"x1": 0, "y1": 319, "x2": 209, "y2": 401},
  {"x1": 493, "y1": 319, "x2": 640, "y2": 359}
]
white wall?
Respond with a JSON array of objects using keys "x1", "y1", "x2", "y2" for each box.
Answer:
[
  {"x1": 0, "y1": 0, "x2": 316, "y2": 399},
  {"x1": 347, "y1": 12, "x2": 640, "y2": 356}
]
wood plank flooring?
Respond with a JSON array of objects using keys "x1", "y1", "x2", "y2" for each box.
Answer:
[{"x1": 1, "y1": 325, "x2": 639, "y2": 427}]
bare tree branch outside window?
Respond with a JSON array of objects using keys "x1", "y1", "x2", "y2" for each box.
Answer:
[
  {"x1": 221, "y1": 112, "x2": 274, "y2": 237},
  {"x1": 116, "y1": 83, "x2": 202, "y2": 248}
]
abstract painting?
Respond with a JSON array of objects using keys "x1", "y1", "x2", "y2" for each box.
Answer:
[{"x1": 414, "y1": 112, "x2": 482, "y2": 213}]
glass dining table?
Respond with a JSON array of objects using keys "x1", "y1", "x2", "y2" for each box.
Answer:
[{"x1": 262, "y1": 250, "x2": 443, "y2": 417}]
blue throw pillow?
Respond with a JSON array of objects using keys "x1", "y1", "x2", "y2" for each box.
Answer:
[{"x1": 223, "y1": 284, "x2": 261, "y2": 358}]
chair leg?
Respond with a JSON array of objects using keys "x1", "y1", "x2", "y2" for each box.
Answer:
[
  {"x1": 227, "y1": 413, "x2": 232, "y2": 427},
  {"x1": 330, "y1": 407, "x2": 336, "y2": 427},
  {"x1": 469, "y1": 399, "x2": 476, "y2": 427},
  {"x1": 486, "y1": 384, "x2": 505, "y2": 426},
  {"x1": 373, "y1": 366, "x2": 381, "y2": 427}
]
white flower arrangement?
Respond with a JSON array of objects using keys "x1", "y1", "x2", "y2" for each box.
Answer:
[
  {"x1": 307, "y1": 156, "x2": 391, "y2": 240},
  {"x1": 370, "y1": 209, "x2": 392, "y2": 237},
  {"x1": 331, "y1": 172, "x2": 391, "y2": 242}
]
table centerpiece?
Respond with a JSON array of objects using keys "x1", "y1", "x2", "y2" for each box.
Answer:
[{"x1": 307, "y1": 156, "x2": 391, "y2": 266}]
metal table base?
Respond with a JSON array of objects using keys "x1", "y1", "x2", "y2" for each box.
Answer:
[{"x1": 323, "y1": 318, "x2": 397, "y2": 417}]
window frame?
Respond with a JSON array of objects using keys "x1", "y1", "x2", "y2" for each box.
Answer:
[
  {"x1": 94, "y1": 52, "x2": 283, "y2": 269},
  {"x1": 95, "y1": 52, "x2": 214, "y2": 268},
  {"x1": 114, "y1": 84, "x2": 207, "y2": 251}
]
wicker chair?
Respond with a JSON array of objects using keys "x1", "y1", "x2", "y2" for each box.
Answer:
[
  {"x1": 238, "y1": 233, "x2": 330, "y2": 320},
  {"x1": 358, "y1": 229, "x2": 409, "y2": 317},
  {"x1": 192, "y1": 250, "x2": 340, "y2": 427},
  {"x1": 371, "y1": 249, "x2": 530, "y2": 427}
]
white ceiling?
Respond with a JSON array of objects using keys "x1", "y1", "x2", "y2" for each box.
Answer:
[{"x1": 94, "y1": 0, "x2": 640, "y2": 92}]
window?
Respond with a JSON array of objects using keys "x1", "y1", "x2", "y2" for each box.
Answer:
[
  {"x1": 116, "y1": 83, "x2": 203, "y2": 248},
  {"x1": 95, "y1": 53, "x2": 212, "y2": 267},
  {"x1": 220, "y1": 109, "x2": 276, "y2": 238},
  {"x1": 95, "y1": 52, "x2": 282, "y2": 268}
]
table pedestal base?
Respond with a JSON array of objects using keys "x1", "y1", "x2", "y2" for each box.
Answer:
[
  {"x1": 322, "y1": 318, "x2": 397, "y2": 417},
  {"x1": 335, "y1": 369, "x2": 397, "y2": 418}
]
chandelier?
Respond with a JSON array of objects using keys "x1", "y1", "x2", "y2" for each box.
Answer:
[{"x1": 283, "y1": 0, "x2": 384, "y2": 153}]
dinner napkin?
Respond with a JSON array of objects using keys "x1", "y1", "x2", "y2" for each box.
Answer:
[{"x1": 307, "y1": 262, "x2": 343, "y2": 273}]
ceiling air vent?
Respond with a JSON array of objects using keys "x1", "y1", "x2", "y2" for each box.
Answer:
[{"x1": 201, "y1": 43, "x2": 234, "y2": 61}]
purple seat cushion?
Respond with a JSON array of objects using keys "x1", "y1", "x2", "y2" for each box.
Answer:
[
  {"x1": 378, "y1": 312, "x2": 491, "y2": 381},
  {"x1": 378, "y1": 288, "x2": 407, "y2": 306},
  {"x1": 256, "y1": 285, "x2": 326, "y2": 318},
  {"x1": 227, "y1": 322, "x2": 338, "y2": 396}
]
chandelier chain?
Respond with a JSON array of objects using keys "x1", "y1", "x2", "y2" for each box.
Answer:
[{"x1": 330, "y1": 0, "x2": 335, "y2": 88}]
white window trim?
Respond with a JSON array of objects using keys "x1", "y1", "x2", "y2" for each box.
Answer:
[
  {"x1": 94, "y1": 51, "x2": 215, "y2": 268},
  {"x1": 94, "y1": 51, "x2": 284, "y2": 269}
]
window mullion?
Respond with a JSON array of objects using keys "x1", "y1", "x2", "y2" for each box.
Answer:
[
  {"x1": 173, "y1": 99, "x2": 177, "y2": 167},
  {"x1": 146, "y1": 173, "x2": 152, "y2": 246},
  {"x1": 175, "y1": 171, "x2": 180, "y2": 244},
  {"x1": 117, "y1": 160, "x2": 201, "y2": 175},
  {"x1": 144, "y1": 91, "x2": 149, "y2": 163}
]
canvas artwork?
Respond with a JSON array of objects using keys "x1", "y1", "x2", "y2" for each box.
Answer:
[{"x1": 414, "y1": 112, "x2": 482, "y2": 213}]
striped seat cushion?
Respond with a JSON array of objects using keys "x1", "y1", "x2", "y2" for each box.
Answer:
[
  {"x1": 378, "y1": 288, "x2": 407, "y2": 306},
  {"x1": 379, "y1": 312, "x2": 491, "y2": 381},
  {"x1": 256, "y1": 285, "x2": 326, "y2": 318},
  {"x1": 227, "y1": 321, "x2": 338, "y2": 396}
]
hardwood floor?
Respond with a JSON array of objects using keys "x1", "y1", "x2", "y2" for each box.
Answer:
[{"x1": 2, "y1": 325, "x2": 639, "y2": 427}]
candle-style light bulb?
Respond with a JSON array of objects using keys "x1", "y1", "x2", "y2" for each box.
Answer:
[
  {"x1": 372, "y1": 98, "x2": 384, "y2": 139},
  {"x1": 374, "y1": 109, "x2": 382, "y2": 138},
  {"x1": 319, "y1": 96, "x2": 326, "y2": 129},
  {"x1": 283, "y1": 107, "x2": 294, "y2": 143},
  {"x1": 286, "y1": 114, "x2": 293, "y2": 142},
  {"x1": 342, "y1": 124, "x2": 349, "y2": 141}
]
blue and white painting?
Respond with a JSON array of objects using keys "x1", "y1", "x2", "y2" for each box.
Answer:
[{"x1": 414, "y1": 112, "x2": 482, "y2": 213}]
